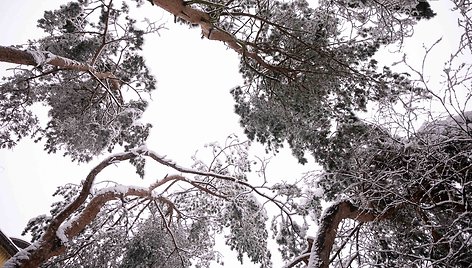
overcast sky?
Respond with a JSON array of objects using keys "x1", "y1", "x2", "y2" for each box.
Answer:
[
  {"x1": 0, "y1": 1, "x2": 311, "y2": 266},
  {"x1": 0, "y1": 0, "x2": 468, "y2": 267},
  {"x1": 0, "y1": 0, "x2": 243, "y2": 234}
]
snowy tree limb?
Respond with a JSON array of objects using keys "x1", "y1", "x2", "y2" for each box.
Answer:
[
  {"x1": 284, "y1": 200, "x2": 395, "y2": 268},
  {"x1": 5, "y1": 147, "x2": 288, "y2": 267},
  {"x1": 150, "y1": 0, "x2": 289, "y2": 74},
  {"x1": 0, "y1": 46, "x2": 120, "y2": 90}
]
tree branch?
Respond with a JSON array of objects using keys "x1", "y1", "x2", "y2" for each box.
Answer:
[
  {"x1": 304, "y1": 200, "x2": 395, "y2": 268},
  {"x1": 5, "y1": 147, "x2": 289, "y2": 267},
  {"x1": 150, "y1": 0, "x2": 290, "y2": 74},
  {"x1": 0, "y1": 46, "x2": 121, "y2": 90}
]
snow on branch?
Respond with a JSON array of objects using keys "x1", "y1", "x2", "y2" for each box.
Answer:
[
  {"x1": 283, "y1": 237, "x2": 314, "y2": 268},
  {"x1": 278, "y1": 200, "x2": 395, "y2": 268},
  {"x1": 5, "y1": 146, "x2": 289, "y2": 267},
  {"x1": 0, "y1": 46, "x2": 120, "y2": 90},
  {"x1": 150, "y1": 0, "x2": 289, "y2": 74}
]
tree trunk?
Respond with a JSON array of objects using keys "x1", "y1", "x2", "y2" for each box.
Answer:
[
  {"x1": 150, "y1": 0, "x2": 286, "y2": 73},
  {"x1": 307, "y1": 201, "x2": 396, "y2": 268}
]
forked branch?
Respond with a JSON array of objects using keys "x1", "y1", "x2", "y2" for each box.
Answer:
[
  {"x1": 5, "y1": 146, "x2": 287, "y2": 268},
  {"x1": 285, "y1": 201, "x2": 396, "y2": 268}
]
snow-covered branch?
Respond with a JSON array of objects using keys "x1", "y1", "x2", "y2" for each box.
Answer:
[
  {"x1": 150, "y1": 0, "x2": 289, "y2": 74},
  {"x1": 5, "y1": 145, "x2": 289, "y2": 267},
  {"x1": 0, "y1": 46, "x2": 120, "y2": 90},
  {"x1": 307, "y1": 200, "x2": 394, "y2": 268}
]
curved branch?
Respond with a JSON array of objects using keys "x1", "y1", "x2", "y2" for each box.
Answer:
[
  {"x1": 64, "y1": 186, "x2": 151, "y2": 239},
  {"x1": 141, "y1": 148, "x2": 293, "y2": 216},
  {"x1": 283, "y1": 237, "x2": 313, "y2": 268},
  {"x1": 6, "y1": 147, "x2": 289, "y2": 267},
  {"x1": 305, "y1": 200, "x2": 395, "y2": 268},
  {"x1": 4, "y1": 152, "x2": 140, "y2": 268}
]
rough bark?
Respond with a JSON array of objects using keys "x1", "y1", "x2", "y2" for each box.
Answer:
[
  {"x1": 4, "y1": 147, "x2": 271, "y2": 267},
  {"x1": 0, "y1": 46, "x2": 120, "y2": 90},
  {"x1": 1, "y1": 46, "x2": 88, "y2": 72},
  {"x1": 3, "y1": 151, "x2": 142, "y2": 268},
  {"x1": 0, "y1": 46, "x2": 37, "y2": 66},
  {"x1": 151, "y1": 0, "x2": 286, "y2": 73},
  {"x1": 303, "y1": 201, "x2": 395, "y2": 268}
]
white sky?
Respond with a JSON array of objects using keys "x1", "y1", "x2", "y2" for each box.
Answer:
[
  {"x1": 0, "y1": 0, "x2": 469, "y2": 267},
  {"x1": 0, "y1": 1, "x2": 311, "y2": 266}
]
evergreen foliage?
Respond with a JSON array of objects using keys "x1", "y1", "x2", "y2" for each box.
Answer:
[
  {"x1": 317, "y1": 114, "x2": 472, "y2": 266},
  {"x1": 4, "y1": 0, "x2": 472, "y2": 268},
  {"x1": 0, "y1": 0, "x2": 157, "y2": 162}
]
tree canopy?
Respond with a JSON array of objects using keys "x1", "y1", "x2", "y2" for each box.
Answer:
[
  {"x1": 1, "y1": 0, "x2": 471, "y2": 267},
  {"x1": 0, "y1": 0, "x2": 157, "y2": 163}
]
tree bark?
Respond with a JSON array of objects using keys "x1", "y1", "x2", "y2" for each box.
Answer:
[
  {"x1": 0, "y1": 46, "x2": 120, "y2": 89},
  {"x1": 150, "y1": 0, "x2": 286, "y2": 73},
  {"x1": 2, "y1": 151, "x2": 142, "y2": 268},
  {"x1": 0, "y1": 46, "x2": 90, "y2": 71},
  {"x1": 3, "y1": 148, "x2": 261, "y2": 268},
  {"x1": 306, "y1": 201, "x2": 395, "y2": 268},
  {"x1": 0, "y1": 46, "x2": 37, "y2": 66}
]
